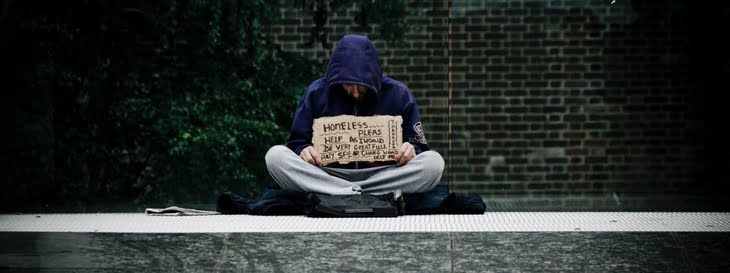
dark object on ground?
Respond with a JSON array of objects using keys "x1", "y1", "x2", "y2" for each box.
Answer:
[
  {"x1": 216, "y1": 184, "x2": 485, "y2": 216},
  {"x1": 306, "y1": 191, "x2": 403, "y2": 217},
  {"x1": 217, "y1": 187, "x2": 309, "y2": 215}
]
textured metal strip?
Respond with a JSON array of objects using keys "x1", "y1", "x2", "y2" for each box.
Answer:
[{"x1": 1, "y1": 212, "x2": 729, "y2": 233}]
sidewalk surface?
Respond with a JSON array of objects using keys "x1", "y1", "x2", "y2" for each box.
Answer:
[{"x1": 2, "y1": 212, "x2": 730, "y2": 272}]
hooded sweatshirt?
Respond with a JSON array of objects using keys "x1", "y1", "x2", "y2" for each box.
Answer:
[{"x1": 286, "y1": 35, "x2": 431, "y2": 168}]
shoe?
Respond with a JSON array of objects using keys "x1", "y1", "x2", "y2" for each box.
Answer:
[{"x1": 216, "y1": 192, "x2": 250, "y2": 214}]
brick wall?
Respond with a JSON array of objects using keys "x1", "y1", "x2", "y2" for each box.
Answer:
[{"x1": 272, "y1": 0, "x2": 730, "y2": 197}]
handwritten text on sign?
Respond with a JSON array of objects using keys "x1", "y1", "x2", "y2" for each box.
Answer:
[{"x1": 312, "y1": 115, "x2": 403, "y2": 165}]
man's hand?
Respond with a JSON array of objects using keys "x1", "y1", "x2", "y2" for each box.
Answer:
[
  {"x1": 300, "y1": 146, "x2": 323, "y2": 166},
  {"x1": 394, "y1": 142, "x2": 415, "y2": 167}
]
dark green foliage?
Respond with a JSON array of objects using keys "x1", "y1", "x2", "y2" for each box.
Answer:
[
  {"x1": 1, "y1": 0, "x2": 409, "y2": 211},
  {"x1": 2, "y1": 0, "x2": 318, "y2": 209}
]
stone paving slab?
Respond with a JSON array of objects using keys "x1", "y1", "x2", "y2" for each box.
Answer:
[{"x1": 1, "y1": 232, "x2": 729, "y2": 272}]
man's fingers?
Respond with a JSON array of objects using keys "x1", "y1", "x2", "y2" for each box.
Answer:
[
  {"x1": 394, "y1": 149, "x2": 404, "y2": 161},
  {"x1": 396, "y1": 143, "x2": 414, "y2": 166},
  {"x1": 300, "y1": 151, "x2": 311, "y2": 164},
  {"x1": 396, "y1": 154, "x2": 409, "y2": 166},
  {"x1": 300, "y1": 148, "x2": 313, "y2": 164},
  {"x1": 395, "y1": 143, "x2": 408, "y2": 161},
  {"x1": 398, "y1": 150, "x2": 413, "y2": 166},
  {"x1": 404, "y1": 146, "x2": 415, "y2": 161},
  {"x1": 311, "y1": 149, "x2": 322, "y2": 166},
  {"x1": 300, "y1": 146, "x2": 322, "y2": 166}
]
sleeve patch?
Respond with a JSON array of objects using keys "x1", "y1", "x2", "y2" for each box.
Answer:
[{"x1": 412, "y1": 122, "x2": 427, "y2": 144}]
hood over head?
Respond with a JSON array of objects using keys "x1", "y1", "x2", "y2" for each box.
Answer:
[{"x1": 326, "y1": 35, "x2": 382, "y2": 93}]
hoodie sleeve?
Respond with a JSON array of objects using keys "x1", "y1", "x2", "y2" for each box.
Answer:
[
  {"x1": 401, "y1": 97, "x2": 431, "y2": 155},
  {"x1": 286, "y1": 90, "x2": 315, "y2": 155}
]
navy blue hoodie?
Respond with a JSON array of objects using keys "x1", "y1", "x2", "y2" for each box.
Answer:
[{"x1": 286, "y1": 35, "x2": 431, "y2": 167}]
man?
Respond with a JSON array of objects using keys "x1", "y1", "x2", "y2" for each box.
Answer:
[{"x1": 265, "y1": 34, "x2": 444, "y2": 195}]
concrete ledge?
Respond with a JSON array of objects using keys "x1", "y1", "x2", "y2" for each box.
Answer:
[{"x1": 2, "y1": 212, "x2": 729, "y2": 233}]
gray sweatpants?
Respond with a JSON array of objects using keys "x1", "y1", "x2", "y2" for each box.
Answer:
[{"x1": 265, "y1": 145, "x2": 444, "y2": 195}]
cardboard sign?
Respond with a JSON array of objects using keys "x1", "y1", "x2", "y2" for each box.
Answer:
[{"x1": 312, "y1": 115, "x2": 403, "y2": 165}]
